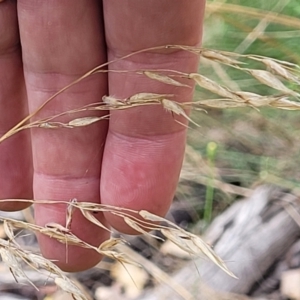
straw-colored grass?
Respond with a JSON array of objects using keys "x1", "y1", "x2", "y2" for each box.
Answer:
[
  {"x1": 1, "y1": 1, "x2": 300, "y2": 298},
  {"x1": 1, "y1": 43, "x2": 299, "y2": 298}
]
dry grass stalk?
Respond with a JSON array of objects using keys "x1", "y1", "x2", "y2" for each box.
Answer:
[
  {"x1": 1, "y1": 44, "x2": 300, "y2": 298},
  {"x1": 0, "y1": 197, "x2": 237, "y2": 299},
  {"x1": 1, "y1": 45, "x2": 300, "y2": 143}
]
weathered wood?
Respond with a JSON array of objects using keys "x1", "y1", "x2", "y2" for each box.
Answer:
[{"x1": 137, "y1": 185, "x2": 300, "y2": 299}]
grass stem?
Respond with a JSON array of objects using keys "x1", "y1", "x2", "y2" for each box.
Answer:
[{"x1": 204, "y1": 141, "x2": 218, "y2": 224}]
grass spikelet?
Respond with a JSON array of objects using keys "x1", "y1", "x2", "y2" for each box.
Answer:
[
  {"x1": 123, "y1": 217, "x2": 160, "y2": 239},
  {"x1": 271, "y1": 97, "x2": 300, "y2": 110},
  {"x1": 194, "y1": 99, "x2": 247, "y2": 109},
  {"x1": 0, "y1": 246, "x2": 37, "y2": 289},
  {"x1": 160, "y1": 228, "x2": 237, "y2": 279},
  {"x1": 189, "y1": 73, "x2": 240, "y2": 100},
  {"x1": 234, "y1": 92, "x2": 286, "y2": 107},
  {"x1": 68, "y1": 116, "x2": 105, "y2": 127},
  {"x1": 102, "y1": 95, "x2": 126, "y2": 107},
  {"x1": 143, "y1": 71, "x2": 190, "y2": 87},
  {"x1": 138, "y1": 210, "x2": 236, "y2": 278},
  {"x1": 161, "y1": 99, "x2": 200, "y2": 127},
  {"x1": 246, "y1": 69, "x2": 299, "y2": 97},
  {"x1": 261, "y1": 58, "x2": 300, "y2": 84},
  {"x1": 98, "y1": 238, "x2": 124, "y2": 251},
  {"x1": 128, "y1": 92, "x2": 172, "y2": 103},
  {"x1": 79, "y1": 209, "x2": 112, "y2": 233},
  {"x1": 201, "y1": 49, "x2": 244, "y2": 66}
]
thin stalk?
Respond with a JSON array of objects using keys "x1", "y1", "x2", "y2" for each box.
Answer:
[{"x1": 204, "y1": 142, "x2": 218, "y2": 224}]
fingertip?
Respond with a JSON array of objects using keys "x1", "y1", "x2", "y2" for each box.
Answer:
[
  {"x1": 37, "y1": 234, "x2": 106, "y2": 272},
  {"x1": 35, "y1": 204, "x2": 110, "y2": 272}
]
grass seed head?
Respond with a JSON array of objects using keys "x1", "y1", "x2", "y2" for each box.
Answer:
[{"x1": 144, "y1": 71, "x2": 190, "y2": 87}]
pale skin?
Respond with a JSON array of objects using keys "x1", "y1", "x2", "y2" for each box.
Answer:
[{"x1": 0, "y1": 0, "x2": 206, "y2": 271}]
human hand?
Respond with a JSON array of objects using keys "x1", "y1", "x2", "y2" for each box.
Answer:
[{"x1": 0, "y1": 0, "x2": 205, "y2": 272}]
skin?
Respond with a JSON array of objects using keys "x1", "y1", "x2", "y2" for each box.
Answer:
[{"x1": 0, "y1": 0, "x2": 206, "y2": 272}]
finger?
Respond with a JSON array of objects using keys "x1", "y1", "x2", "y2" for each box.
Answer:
[
  {"x1": 18, "y1": 0, "x2": 109, "y2": 271},
  {"x1": 0, "y1": 0, "x2": 32, "y2": 211},
  {"x1": 101, "y1": 0, "x2": 205, "y2": 233}
]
